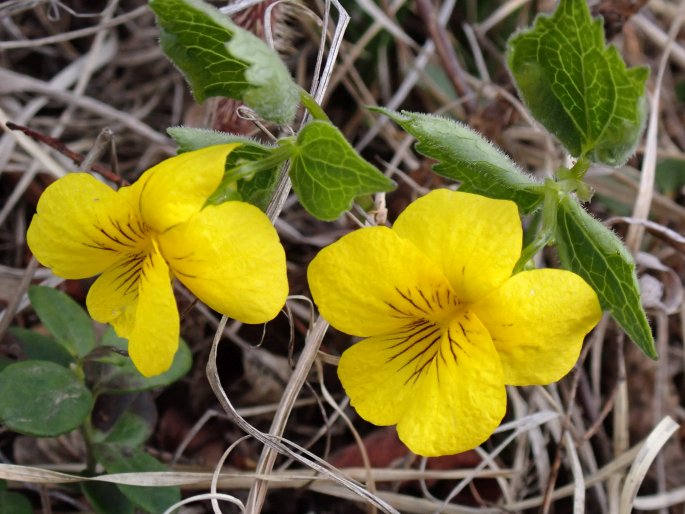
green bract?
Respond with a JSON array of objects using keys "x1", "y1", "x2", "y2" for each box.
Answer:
[
  {"x1": 150, "y1": 0, "x2": 300, "y2": 124},
  {"x1": 376, "y1": 108, "x2": 544, "y2": 213},
  {"x1": 507, "y1": 0, "x2": 648, "y2": 166}
]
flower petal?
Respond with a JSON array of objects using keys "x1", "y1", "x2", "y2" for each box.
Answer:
[
  {"x1": 138, "y1": 144, "x2": 238, "y2": 232},
  {"x1": 392, "y1": 189, "x2": 522, "y2": 303},
  {"x1": 27, "y1": 173, "x2": 144, "y2": 278},
  {"x1": 472, "y1": 269, "x2": 602, "y2": 386},
  {"x1": 88, "y1": 243, "x2": 180, "y2": 376},
  {"x1": 396, "y1": 313, "x2": 506, "y2": 456},
  {"x1": 337, "y1": 319, "x2": 447, "y2": 426},
  {"x1": 158, "y1": 201, "x2": 287, "y2": 324},
  {"x1": 86, "y1": 250, "x2": 151, "y2": 336},
  {"x1": 308, "y1": 226, "x2": 455, "y2": 337},
  {"x1": 126, "y1": 245, "x2": 180, "y2": 376}
]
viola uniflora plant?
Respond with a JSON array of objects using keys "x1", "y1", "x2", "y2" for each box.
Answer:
[
  {"x1": 26, "y1": 144, "x2": 288, "y2": 377},
  {"x1": 308, "y1": 189, "x2": 602, "y2": 456}
]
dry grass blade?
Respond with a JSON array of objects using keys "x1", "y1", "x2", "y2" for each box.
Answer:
[{"x1": 619, "y1": 416, "x2": 680, "y2": 512}]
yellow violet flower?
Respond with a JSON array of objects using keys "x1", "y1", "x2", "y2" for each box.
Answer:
[
  {"x1": 308, "y1": 189, "x2": 601, "y2": 456},
  {"x1": 27, "y1": 144, "x2": 288, "y2": 377}
]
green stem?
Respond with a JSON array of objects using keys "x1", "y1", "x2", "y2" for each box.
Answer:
[
  {"x1": 513, "y1": 182, "x2": 559, "y2": 273},
  {"x1": 299, "y1": 89, "x2": 330, "y2": 122},
  {"x1": 225, "y1": 139, "x2": 295, "y2": 183}
]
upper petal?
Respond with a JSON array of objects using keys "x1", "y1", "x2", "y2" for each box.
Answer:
[
  {"x1": 138, "y1": 144, "x2": 238, "y2": 232},
  {"x1": 308, "y1": 226, "x2": 455, "y2": 337},
  {"x1": 396, "y1": 313, "x2": 506, "y2": 457},
  {"x1": 472, "y1": 269, "x2": 602, "y2": 386},
  {"x1": 27, "y1": 173, "x2": 143, "y2": 278},
  {"x1": 158, "y1": 201, "x2": 287, "y2": 324},
  {"x1": 392, "y1": 189, "x2": 522, "y2": 303}
]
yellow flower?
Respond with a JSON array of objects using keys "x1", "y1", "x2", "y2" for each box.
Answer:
[
  {"x1": 27, "y1": 145, "x2": 288, "y2": 377},
  {"x1": 308, "y1": 189, "x2": 601, "y2": 456}
]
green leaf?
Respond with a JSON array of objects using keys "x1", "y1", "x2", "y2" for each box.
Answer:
[
  {"x1": 507, "y1": 0, "x2": 648, "y2": 166},
  {"x1": 8, "y1": 327, "x2": 73, "y2": 367},
  {"x1": 150, "y1": 0, "x2": 299, "y2": 124},
  {"x1": 656, "y1": 158, "x2": 685, "y2": 195},
  {"x1": 92, "y1": 393, "x2": 156, "y2": 448},
  {"x1": 92, "y1": 444, "x2": 180, "y2": 514},
  {"x1": 290, "y1": 120, "x2": 395, "y2": 220},
  {"x1": 376, "y1": 108, "x2": 543, "y2": 213},
  {"x1": 0, "y1": 481, "x2": 32, "y2": 514},
  {"x1": 82, "y1": 482, "x2": 135, "y2": 514},
  {"x1": 0, "y1": 361, "x2": 93, "y2": 436},
  {"x1": 28, "y1": 286, "x2": 95, "y2": 358},
  {"x1": 101, "y1": 410, "x2": 154, "y2": 448},
  {"x1": 555, "y1": 195, "x2": 656, "y2": 358},
  {"x1": 95, "y1": 328, "x2": 192, "y2": 394}
]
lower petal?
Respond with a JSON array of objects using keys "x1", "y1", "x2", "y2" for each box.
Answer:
[
  {"x1": 472, "y1": 269, "x2": 602, "y2": 386},
  {"x1": 127, "y1": 245, "x2": 180, "y2": 377},
  {"x1": 396, "y1": 313, "x2": 506, "y2": 457},
  {"x1": 338, "y1": 320, "x2": 446, "y2": 426},
  {"x1": 87, "y1": 251, "x2": 149, "y2": 336},
  {"x1": 87, "y1": 244, "x2": 179, "y2": 376},
  {"x1": 340, "y1": 312, "x2": 506, "y2": 457},
  {"x1": 159, "y1": 202, "x2": 287, "y2": 325}
]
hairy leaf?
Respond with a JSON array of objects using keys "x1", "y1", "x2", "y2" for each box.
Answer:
[
  {"x1": 555, "y1": 195, "x2": 656, "y2": 358},
  {"x1": 377, "y1": 108, "x2": 543, "y2": 213}
]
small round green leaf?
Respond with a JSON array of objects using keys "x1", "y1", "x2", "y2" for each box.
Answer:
[{"x1": 0, "y1": 361, "x2": 93, "y2": 436}]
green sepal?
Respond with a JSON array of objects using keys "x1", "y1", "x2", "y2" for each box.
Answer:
[
  {"x1": 290, "y1": 120, "x2": 395, "y2": 221},
  {"x1": 0, "y1": 360, "x2": 93, "y2": 436},
  {"x1": 28, "y1": 285, "x2": 95, "y2": 358},
  {"x1": 507, "y1": 0, "x2": 648, "y2": 166},
  {"x1": 150, "y1": 0, "x2": 299, "y2": 124},
  {"x1": 555, "y1": 195, "x2": 657, "y2": 358},
  {"x1": 376, "y1": 108, "x2": 544, "y2": 213}
]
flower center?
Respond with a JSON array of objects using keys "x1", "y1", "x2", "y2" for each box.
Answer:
[{"x1": 383, "y1": 283, "x2": 465, "y2": 385}]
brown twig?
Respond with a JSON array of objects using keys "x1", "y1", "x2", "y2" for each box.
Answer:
[
  {"x1": 415, "y1": 0, "x2": 476, "y2": 114},
  {"x1": 5, "y1": 122, "x2": 123, "y2": 184}
]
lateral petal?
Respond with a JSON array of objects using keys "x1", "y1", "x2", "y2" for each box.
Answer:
[
  {"x1": 27, "y1": 173, "x2": 144, "y2": 278},
  {"x1": 308, "y1": 226, "x2": 455, "y2": 337},
  {"x1": 472, "y1": 269, "x2": 602, "y2": 386},
  {"x1": 127, "y1": 244, "x2": 179, "y2": 377},
  {"x1": 158, "y1": 201, "x2": 287, "y2": 324},
  {"x1": 392, "y1": 189, "x2": 522, "y2": 303},
  {"x1": 396, "y1": 313, "x2": 506, "y2": 456},
  {"x1": 138, "y1": 144, "x2": 238, "y2": 232}
]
